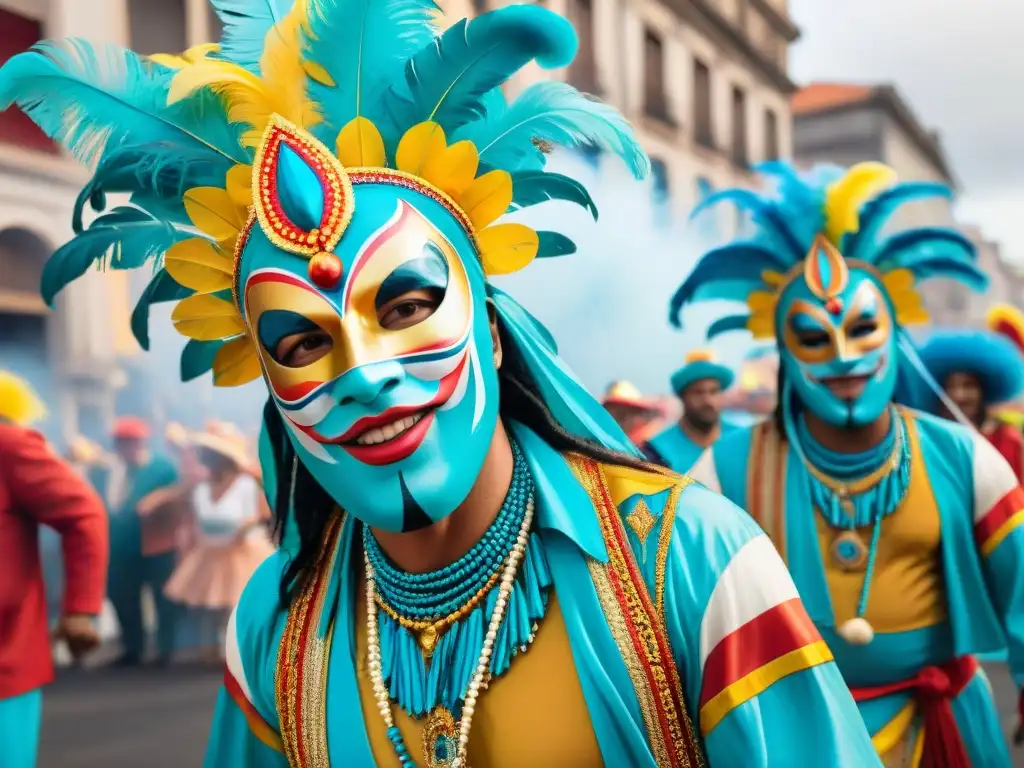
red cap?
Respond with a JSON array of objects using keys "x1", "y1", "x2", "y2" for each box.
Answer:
[{"x1": 112, "y1": 416, "x2": 151, "y2": 440}]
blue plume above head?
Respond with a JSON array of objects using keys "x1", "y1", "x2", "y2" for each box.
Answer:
[
  {"x1": 303, "y1": 0, "x2": 440, "y2": 139},
  {"x1": 383, "y1": 6, "x2": 578, "y2": 143},
  {"x1": 0, "y1": 40, "x2": 247, "y2": 167},
  {"x1": 457, "y1": 80, "x2": 649, "y2": 179},
  {"x1": 210, "y1": 0, "x2": 294, "y2": 74},
  {"x1": 669, "y1": 161, "x2": 985, "y2": 336}
]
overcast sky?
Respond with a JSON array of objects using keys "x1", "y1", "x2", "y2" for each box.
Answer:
[{"x1": 789, "y1": 0, "x2": 1024, "y2": 258}]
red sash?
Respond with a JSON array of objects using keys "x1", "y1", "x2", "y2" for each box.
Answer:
[{"x1": 851, "y1": 656, "x2": 978, "y2": 768}]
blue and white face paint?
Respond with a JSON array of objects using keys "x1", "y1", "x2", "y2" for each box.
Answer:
[
  {"x1": 777, "y1": 236, "x2": 898, "y2": 427},
  {"x1": 239, "y1": 142, "x2": 499, "y2": 532}
]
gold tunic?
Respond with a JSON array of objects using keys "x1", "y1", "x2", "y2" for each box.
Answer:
[{"x1": 355, "y1": 591, "x2": 604, "y2": 768}]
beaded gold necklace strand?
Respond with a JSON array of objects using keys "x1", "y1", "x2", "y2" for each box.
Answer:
[{"x1": 365, "y1": 493, "x2": 536, "y2": 768}]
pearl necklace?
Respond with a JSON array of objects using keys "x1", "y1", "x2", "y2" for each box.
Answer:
[{"x1": 365, "y1": 493, "x2": 536, "y2": 768}]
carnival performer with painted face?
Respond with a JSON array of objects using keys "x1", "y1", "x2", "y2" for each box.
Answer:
[
  {"x1": 916, "y1": 304, "x2": 1024, "y2": 482},
  {"x1": 678, "y1": 161, "x2": 1024, "y2": 766},
  {"x1": 0, "y1": 3, "x2": 879, "y2": 766},
  {"x1": 644, "y1": 349, "x2": 736, "y2": 473}
]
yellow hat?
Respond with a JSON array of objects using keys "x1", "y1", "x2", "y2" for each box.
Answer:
[{"x1": 0, "y1": 371, "x2": 46, "y2": 426}]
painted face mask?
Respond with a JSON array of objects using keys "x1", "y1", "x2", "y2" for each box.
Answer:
[
  {"x1": 236, "y1": 121, "x2": 500, "y2": 532},
  {"x1": 777, "y1": 236, "x2": 897, "y2": 427}
]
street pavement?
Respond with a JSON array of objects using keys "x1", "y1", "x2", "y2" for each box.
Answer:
[{"x1": 37, "y1": 660, "x2": 1024, "y2": 766}]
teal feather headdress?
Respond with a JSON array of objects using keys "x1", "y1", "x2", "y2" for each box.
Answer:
[
  {"x1": 669, "y1": 161, "x2": 987, "y2": 339},
  {"x1": 0, "y1": 0, "x2": 648, "y2": 387}
]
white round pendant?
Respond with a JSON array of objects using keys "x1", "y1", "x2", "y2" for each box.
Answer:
[{"x1": 837, "y1": 617, "x2": 874, "y2": 645}]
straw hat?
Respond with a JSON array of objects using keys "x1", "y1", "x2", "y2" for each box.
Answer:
[
  {"x1": 190, "y1": 426, "x2": 252, "y2": 469},
  {"x1": 0, "y1": 371, "x2": 46, "y2": 426}
]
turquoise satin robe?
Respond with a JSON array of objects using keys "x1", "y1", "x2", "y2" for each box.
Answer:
[
  {"x1": 692, "y1": 410, "x2": 1024, "y2": 764},
  {"x1": 204, "y1": 423, "x2": 877, "y2": 766},
  {"x1": 646, "y1": 421, "x2": 737, "y2": 475}
]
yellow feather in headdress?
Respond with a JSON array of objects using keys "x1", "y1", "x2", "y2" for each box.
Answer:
[
  {"x1": 336, "y1": 117, "x2": 386, "y2": 168},
  {"x1": 172, "y1": 294, "x2": 248, "y2": 340},
  {"x1": 212, "y1": 336, "x2": 263, "y2": 387},
  {"x1": 164, "y1": 237, "x2": 234, "y2": 293},
  {"x1": 183, "y1": 187, "x2": 245, "y2": 243},
  {"x1": 167, "y1": 3, "x2": 321, "y2": 147},
  {"x1": 824, "y1": 162, "x2": 898, "y2": 246},
  {"x1": 478, "y1": 223, "x2": 539, "y2": 275},
  {"x1": 0, "y1": 371, "x2": 46, "y2": 426},
  {"x1": 225, "y1": 164, "x2": 254, "y2": 208},
  {"x1": 422, "y1": 140, "x2": 480, "y2": 199},
  {"x1": 459, "y1": 170, "x2": 513, "y2": 231},
  {"x1": 149, "y1": 43, "x2": 220, "y2": 70},
  {"x1": 396, "y1": 122, "x2": 447, "y2": 176}
]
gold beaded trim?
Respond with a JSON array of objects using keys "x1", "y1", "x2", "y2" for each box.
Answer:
[
  {"x1": 567, "y1": 455, "x2": 704, "y2": 768},
  {"x1": 374, "y1": 568, "x2": 502, "y2": 658},
  {"x1": 276, "y1": 512, "x2": 346, "y2": 768},
  {"x1": 252, "y1": 114, "x2": 354, "y2": 259}
]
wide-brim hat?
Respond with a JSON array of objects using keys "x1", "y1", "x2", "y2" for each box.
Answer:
[
  {"x1": 190, "y1": 430, "x2": 252, "y2": 470},
  {"x1": 670, "y1": 351, "x2": 735, "y2": 396},
  {"x1": 916, "y1": 328, "x2": 1024, "y2": 405},
  {"x1": 601, "y1": 380, "x2": 664, "y2": 417},
  {"x1": 0, "y1": 371, "x2": 46, "y2": 426}
]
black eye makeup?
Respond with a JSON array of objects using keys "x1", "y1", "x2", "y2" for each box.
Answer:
[{"x1": 374, "y1": 241, "x2": 450, "y2": 312}]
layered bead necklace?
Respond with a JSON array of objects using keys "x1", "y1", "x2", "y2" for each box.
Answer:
[
  {"x1": 363, "y1": 439, "x2": 551, "y2": 768},
  {"x1": 792, "y1": 406, "x2": 912, "y2": 645}
]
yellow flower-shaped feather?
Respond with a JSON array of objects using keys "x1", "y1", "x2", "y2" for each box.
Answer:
[
  {"x1": 164, "y1": 238, "x2": 233, "y2": 294},
  {"x1": 183, "y1": 187, "x2": 245, "y2": 244},
  {"x1": 212, "y1": 336, "x2": 263, "y2": 387},
  {"x1": 336, "y1": 117, "x2": 386, "y2": 168},
  {"x1": 172, "y1": 294, "x2": 247, "y2": 341},
  {"x1": 478, "y1": 223, "x2": 539, "y2": 275}
]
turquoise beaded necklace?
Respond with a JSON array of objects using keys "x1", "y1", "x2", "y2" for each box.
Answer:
[
  {"x1": 363, "y1": 439, "x2": 552, "y2": 717},
  {"x1": 788, "y1": 405, "x2": 913, "y2": 640}
]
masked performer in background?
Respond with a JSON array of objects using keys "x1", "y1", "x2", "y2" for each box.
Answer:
[
  {"x1": 644, "y1": 349, "x2": 735, "y2": 473},
  {"x1": 0, "y1": 372, "x2": 108, "y2": 767},
  {"x1": 916, "y1": 304, "x2": 1024, "y2": 481},
  {"x1": 678, "y1": 161, "x2": 1024, "y2": 766},
  {"x1": 0, "y1": 3, "x2": 879, "y2": 765}
]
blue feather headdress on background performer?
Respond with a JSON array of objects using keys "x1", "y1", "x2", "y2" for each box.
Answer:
[
  {"x1": 0, "y1": 0, "x2": 648, "y2": 463},
  {"x1": 668, "y1": 161, "x2": 987, "y2": 431}
]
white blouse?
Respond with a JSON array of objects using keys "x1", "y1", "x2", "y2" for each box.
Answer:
[{"x1": 192, "y1": 474, "x2": 260, "y2": 544}]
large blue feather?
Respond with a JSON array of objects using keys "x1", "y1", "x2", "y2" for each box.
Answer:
[
  {"x1": 42, "y1": 207, "x2": 187, "y2": 307},
  {"x1": 304, "y1": 0, "x2": 439, "y2": 139},
  {"x1": 510, "y1": 171, "x2": 598, "y2": 220},
  {"x1": 457, "y1": 80, "x2": 648, "y2": 178},
  {"x1": 383, "y1": 6, "x2": 577, "y2": 145},
  {"x1": 131, "y1": 269, "x2": 194, "y2": 350},
  {"x1": 690, "y1": 188, "x2": 808, "y2": 262},
  {"x1": 872, "y1": 227, "x2": 976, "y2": 270},
  {"x1": 842, "y1": 182, "x2": 952, "y2": 261},
  {"x1": 73, "y1": 144, "x2": 228, "y2": 233},
  {"x1": 210, "y1": 0, "x2": 293, "y2": 74},
  {"x1": 707, "y1": 314, "x2": 751, "y2": 339},
  {"x1": 0, "y1": 40, "x2": 248, "y2": 167},
  {"x1": 181, "y1": 339, "x2": 226, "y2": 381},
  {"x1": 669, "y1": 246, "x2": 779, "y2": 328},
  {"x1": 536, "y1": 231, "x2": 576, "y2": 258}
]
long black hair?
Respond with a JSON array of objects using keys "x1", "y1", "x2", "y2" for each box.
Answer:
[{"x1": 266, "y1": 316, "x2": 650, "y2": 605}]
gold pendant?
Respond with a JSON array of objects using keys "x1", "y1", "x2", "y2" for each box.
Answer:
[
  {"x1": 422, "y1": 705, "x2": 461, "y2": 768},
  {"x1": 831, "y1": 530, "x2": 867, "y2": 571},
  {"x1": 418, "y1": 625, "x2": 439, "y2": 658}
]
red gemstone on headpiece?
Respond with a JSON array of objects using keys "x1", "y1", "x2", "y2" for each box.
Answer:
[
  {"x1": 825, "y1": 296, "x2": 843, "y2": 315},
  {"x1": 308, "y1": 252, "x2": 343, "y2": 289}
]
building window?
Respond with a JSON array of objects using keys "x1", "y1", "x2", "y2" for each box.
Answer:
[
  {"x1": 0, "y1": 9, "x2": 53, "y2": 153},
  {"x1": 566, "y1": 0, "x2": 598, "y2": 93},
  {"x1": 731, "y1": 85, "x2": 748, "y2": 167},
  {"x1": 693, "y1": 58, "x2": 713, "y2": 149},
  {"x1": 643, "y1": 29, "x2": 671, "y2": 124},
  {"x1": 128, "y1": 0, "x2": 187, "y2": 56},
  {"x1": 764, "y1": 108, "x2": 779, "y2": 161},
  {"x1": 651, "y1": 158, "x2": 670, "y2": 228}
]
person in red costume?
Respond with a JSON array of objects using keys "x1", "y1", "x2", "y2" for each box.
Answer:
[
  {"x1": 0, "y1": 371, "x2": 109, "y2": 768},
  {"x1": 916, "y1": 304, "x2": 1024, "y2": 481}
]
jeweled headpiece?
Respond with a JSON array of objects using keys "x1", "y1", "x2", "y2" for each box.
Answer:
[{"x1": 1, "y1": 0, "x2": 647, "y2": 397}]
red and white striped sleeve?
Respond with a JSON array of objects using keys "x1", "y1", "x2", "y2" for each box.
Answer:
[
  {"x1": 971, "y1": 431, "x2": 1024, "y2": 558},
  {"x1": 697, "y1": 535, "x2": 833, "y2": 735},
  {"x1": 224, "y1": 605, "x2": 284, "y2": 753}
]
